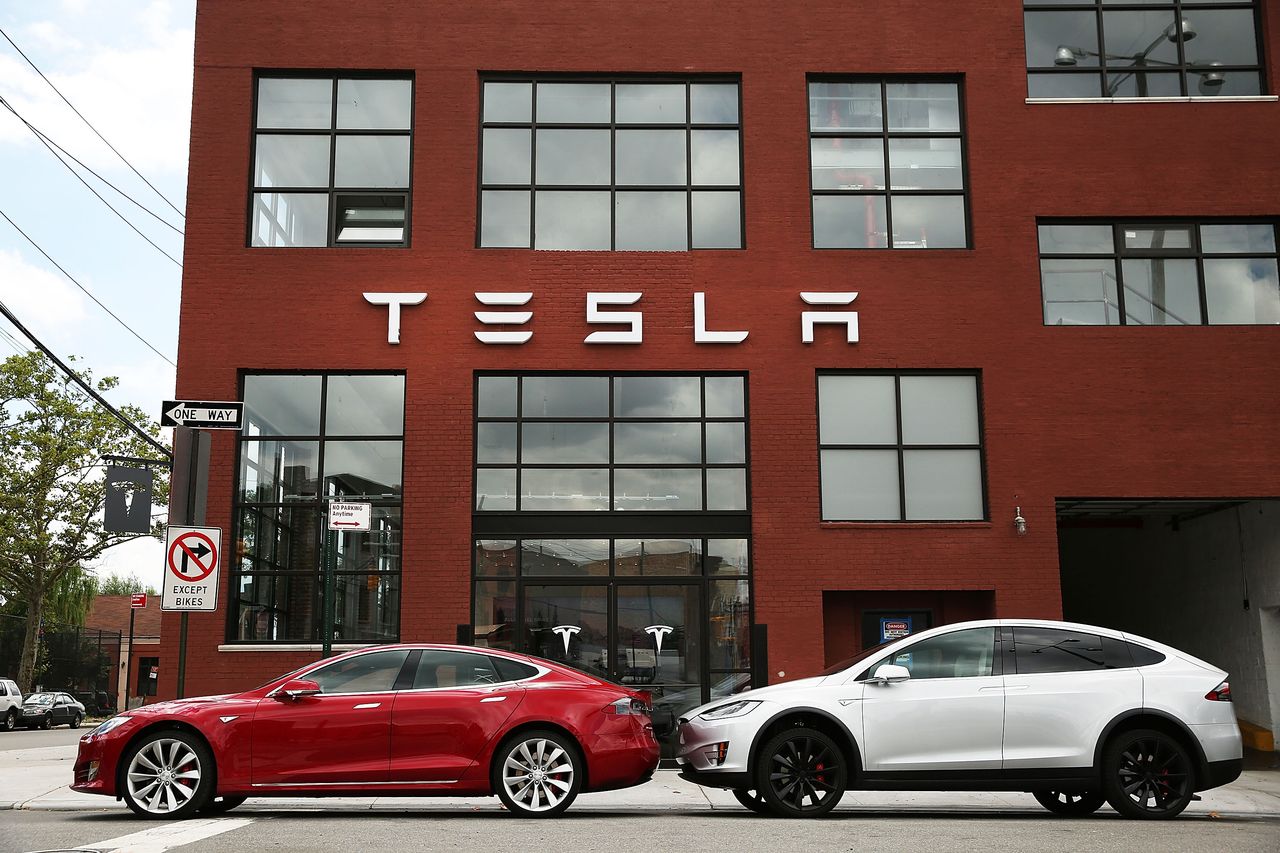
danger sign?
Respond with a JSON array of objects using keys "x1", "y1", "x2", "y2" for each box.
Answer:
[{"x1": 162, "y1": 526, "x2": 221, "y2": 612}]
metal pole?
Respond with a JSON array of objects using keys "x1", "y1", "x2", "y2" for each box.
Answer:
[
  {"x1": 322, "y1": 528, "x2": 337, "y2": 657},
  {"x1": 125, "y1": 607, "x2": 135, "y2": 710},
  {"x1": 176, "y1": 614, "x2": 188, "y2": 699},
  {"x1": 176, "y1": 430, "x2": 202, "y2": 700}
]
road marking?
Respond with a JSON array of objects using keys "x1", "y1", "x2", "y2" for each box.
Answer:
[{"x1": 66, "y1": 816, "x2": 253, "y2": 853}]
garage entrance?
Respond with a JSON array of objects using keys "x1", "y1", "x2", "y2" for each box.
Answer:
[{"x1": 1057, "y1": 499, "x2": 1280, "y2": 754}]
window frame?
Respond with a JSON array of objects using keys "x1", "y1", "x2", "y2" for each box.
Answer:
[
  {"x1": 1037, "y1": 218, "x2": 1280, "y2": 326},
  {"x1": 248, "y1": 70, "x2": 415, "y2": 249},
  {"x1": 807, "y1": 74, "x2": 972, "y2": 250},
  {"x1": 816, "y1": 369, "x2": 989, "y2": 523},
  {"x1": 476, "y1": 74, "x2": 746, "y2": 251},
  {"x1": 1023, "y1": 1, "x2": 1267, "y2": 99},
  {"x1": 1008, "y1": 626, "x2": 1109, "y2": 675},
  {"x1": 227, "y1": 370, "x2": 406, "y2": 644}
]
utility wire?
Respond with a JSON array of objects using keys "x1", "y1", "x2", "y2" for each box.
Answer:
[
  {"x1": 0, "y1": 96, "x2": 184, "y2": 266},
  {"x1": 0, "y1": 208, "x2": 177, "y2": 367},
  {"x1": 0, "y1": 26, "x2": 185, "y2": 221},
  {"x1": 0, "y1": 95, "x2": 183, "y2": 236},
  {"x1": 0, "y1": 298, "x2": 171, "y2": 460}
]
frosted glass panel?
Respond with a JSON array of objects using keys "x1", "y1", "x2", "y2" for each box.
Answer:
[
  {"x1": 820, "y1": 449, "x2": 900, "y2": 520},
  {"x1": 707, "y1": 468, "x2": 747, "y2": 511},
  {"x1": 903, "y1": 450, "x2": 983, "y2": 520},
  {"x1": 899, "y1": 376, "x2": 979, "y2": 444},
  {"x1": 817, "y1": 375, "x2": 897, "y2": 444}
]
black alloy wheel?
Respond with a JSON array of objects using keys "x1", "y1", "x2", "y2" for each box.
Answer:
[
  {"x1": 1102, "y1": 729, "x2": 1195, "y2": 820},
  {"x1": 754, "y1": 727, "x2": 847, "y2": 818},
  {"x1": 1033, "y1": 789, "x2": 1106, "y2": 816},
  {"x1": 70, "y1": 713, "x2": 82, "y2": 729},
  {"x1": 732, "y1": 788, "x2": 772, "y2": 815},
  {"x1": 39, "y1": 713, "x2": 51, "y2": 730},
  {"x1": 2, "y1": 709, "x2": 15, "y2": 731},
  {"x1": 200, "y1": 794, "x2": 248, "y2": 814}
]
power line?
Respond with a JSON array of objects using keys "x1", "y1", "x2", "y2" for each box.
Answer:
[
  {"x1": 0, "y1": 98, "x2": 183, "y2": 268},
  {"x1": 0, "y1": 298, "x2": 171, "y2": 460},
  {"x1": 0, "y1": 208, "x2": 177, "y2": 367},
  {"x1": 0, "y1": 95, "x2": 183, "y2": 236},
  {"x1": 0, "y1": 26, "x2": 185, "y2": 221}
]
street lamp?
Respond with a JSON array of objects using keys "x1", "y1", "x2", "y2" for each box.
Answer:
[{"x1": 1055, "y1": 18, "x2": 1225, "y2": 96}]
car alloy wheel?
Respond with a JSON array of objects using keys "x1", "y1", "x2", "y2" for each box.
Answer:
[
  {"x1": 1102, "y1": 729, "x2": 1194, "y2": 820},
  {"x1": 755, "y1": 726, "x2": 847, "y2": 818},
  {"x1": 39, "y1": 714, "x2": 51, "y2": 730},
  {"x1": 121, "y1": 732, "x2": 213, "y2": 820},
  {"x1": 732, "y1": 788, "x2": 772, "y2": 815},
  {"x1": 2, "y1": 710, "x2": 14, "y2": 732},
  {"x1": 1033, "y1": 789, "x2": 1106, "y2": 816},
  {"x1": 494, "y1": 730, "x2": 581, "y2": 817},
  {"x1": 70, "y1": 713, "x2": 82, "y2": 729}
]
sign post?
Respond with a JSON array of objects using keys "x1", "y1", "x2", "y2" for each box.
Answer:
[
  {"x1": 322, "y1": 502, "x2": 373, "y2": 657},
  {"x1": 124, "y1": 593, "x2": 145, "y2": 711}
]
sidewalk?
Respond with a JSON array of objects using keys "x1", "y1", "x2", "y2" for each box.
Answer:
[{"x1": 5, "y1": 739, "x2": 1279, "y2": 817}]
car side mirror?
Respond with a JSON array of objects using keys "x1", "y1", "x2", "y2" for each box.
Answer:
[
  {"x1": 277, "y1": 678, "x2": 322, "y2": 700},
  {"x1": 871, "y1": 664, "x2": 911, "y2": 685}
]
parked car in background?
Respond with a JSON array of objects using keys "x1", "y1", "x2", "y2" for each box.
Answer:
[
  {"x1": 678, "y1": 619, "x2": 1242, "y2": 820},
  {"x1": 73, "y1": 644, "x2": 659, "y2": 819},
  {"x1": 1, "y1": 678, "x2": 22, "y2": 732},
  {"x1": 21, "y1": 692, "x2": 85, "y2": 730}
]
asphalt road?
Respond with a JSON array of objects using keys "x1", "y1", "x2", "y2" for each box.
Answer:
[
  {"x1": 5, "y1": 808, "x2": 1280, "y2": 853},
  {"x1": 0, "y1": 726, "x2": 83, "y2": 753}
]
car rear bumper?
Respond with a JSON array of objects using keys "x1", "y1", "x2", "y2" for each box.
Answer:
[
  {"x1": 1198, "y1": 758, "x2": 1242, "y2": 792},
  {"x1": 677, "y1": 765, "x2": 751, "y2": 789},
  {"x1": 583, "y1": 725, "x2": 661, "y2": 792}
]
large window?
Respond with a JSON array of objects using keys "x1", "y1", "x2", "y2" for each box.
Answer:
[
  {"x1": 1039, "y1": 221, "x2": 1280, "y2": 326},
  {"x1": 808, "y1": 77, "x2": 968, "y2": 249},
  {"x1": 818, "y1": 372, "x2": 985, "y2": 521},
  {"x1": 1024, "y1": 1, "x2": 1264, "y2": 98},
  {"x1": 474, "y1": 374, "x2": 748, "y2": 512},
  {"x1": 478, "y1": 78, "x2": 744, "y2": 250},
  {"x1": 232, "y1": 373, "x2": 405, "y2": 642},
  {"x1": 250, "y1": 74, "x2": 412, "y2": 247}
]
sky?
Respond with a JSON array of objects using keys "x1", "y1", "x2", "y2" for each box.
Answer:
[{"x1": 0, "y1": 0, "x2": 196, "y2": 590}]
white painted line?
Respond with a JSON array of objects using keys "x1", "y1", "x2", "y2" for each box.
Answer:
[{"x1": 68, "y1": 816, "x2": 254, "y2": 853}]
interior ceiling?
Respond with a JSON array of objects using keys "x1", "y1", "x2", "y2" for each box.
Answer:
[{"x1": 1054, "y1": 499, "x2": 1248, "y2": 520}]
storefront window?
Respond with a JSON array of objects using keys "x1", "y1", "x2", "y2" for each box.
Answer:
[{"x1": 232, "y1": 373, "x2": 404, "y2": 642}]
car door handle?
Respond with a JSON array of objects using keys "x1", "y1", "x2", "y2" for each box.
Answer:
[
  {"x1": 480, "y1": 696, "x2": 507, "y2": 703},
  {"x1": 1004, "y1": 684, "x2": 1029, "y2": 691},
  {"x1": 978, "y1": 686, "x2": 1004, "y2": 693},
  {"x1": 353, "y1": 702, "x2": 382, "y2": 709}
]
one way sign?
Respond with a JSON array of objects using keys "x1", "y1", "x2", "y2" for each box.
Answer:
[{"x1": 161, "y1": 400, "x2": 244, "y2": 430}]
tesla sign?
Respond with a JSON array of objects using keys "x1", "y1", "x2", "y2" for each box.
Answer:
[{"x1": 363, "y1": 291, "x2": 859, "y2": 345}]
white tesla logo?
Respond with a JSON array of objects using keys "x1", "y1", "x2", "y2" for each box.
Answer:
[
  {"x1": 552, "y1": 625, "x2": 580, "y2": 656},
  {"x1": 645, "y1": 625, "x2": 674, "y2": 654}
]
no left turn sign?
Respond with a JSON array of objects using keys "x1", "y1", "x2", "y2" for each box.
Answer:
[{"x1": 162, "y1": 526, "x2": 221, "y2": 612}]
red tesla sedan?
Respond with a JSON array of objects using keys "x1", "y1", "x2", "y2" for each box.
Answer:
[{"x1": 72, "y1": 644, "x2": 659, "y2": 818}]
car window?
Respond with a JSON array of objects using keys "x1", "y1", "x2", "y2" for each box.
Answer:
[
  {"x1": 309, "y1": 650, "x2": 410, "y2": 695},
  {"x1": 413, "y1": 650, "x2": 500, "y2": 689},
  {"x1": 875, "y1": 627, "x2": 996, "y2": 680},
  {"x1": 490, "y1": 656, "x2": 539, "y2": 683},
  {"x1": 1126, "y1": 641, "x2": 1165, "y2": 667},
  {"x1": 1013, "y1": 627, "x2": 1106, "y2": 674},
  {"x1": 26, "y1": 693, "x2": 53, "y2": 705}
]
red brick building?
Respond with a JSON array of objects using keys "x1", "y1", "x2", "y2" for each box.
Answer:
[{"x1": 162, "y1": 0, "x2": 1280, "y2": 753}]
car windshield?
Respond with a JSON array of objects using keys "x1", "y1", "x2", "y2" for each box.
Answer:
[
  {"x1": 24, "y1": 693, "x2": 54, "y2": 705},
  {"x1": 254, "y1": 663, "x2": 312, "y2": 691},
  {"x1": 820, "y1": 639, "x2": 897, "y2": 676}
]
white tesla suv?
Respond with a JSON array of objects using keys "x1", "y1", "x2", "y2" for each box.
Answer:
[{"x1": 677, "y1": 619, "x2": 1241, "y2": 819}]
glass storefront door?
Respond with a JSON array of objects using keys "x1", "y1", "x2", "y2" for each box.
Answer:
[{"x1": 475, "y1": 537, "x2": 752, "y2": 757}]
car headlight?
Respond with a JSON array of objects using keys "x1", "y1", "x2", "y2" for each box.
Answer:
[
  {"x1": 88, "y1": 716, "x2": 132, "y2": 736},
  {"x1": 698, "y1": 700, "x2": 760, "y2": 720}
]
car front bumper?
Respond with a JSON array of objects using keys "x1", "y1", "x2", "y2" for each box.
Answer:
[{"x1": 674, "y1": 703, "x2": 773, "y2": 779}]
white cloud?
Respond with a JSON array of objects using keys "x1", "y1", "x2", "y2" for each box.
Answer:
[
  {"x1": 91, "y1": 534, "x2": 166, "y2": 591},
  {"x1": 0, "y1": 247, "x2": 90, "y2": 342}
]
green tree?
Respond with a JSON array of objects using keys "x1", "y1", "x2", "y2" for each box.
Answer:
[
  {"x1": 96, "y1": 573, "x2": 157, "y2": 597},
  {"x1": 0, "y1": 352, "x2": 169, "y2": 691}
]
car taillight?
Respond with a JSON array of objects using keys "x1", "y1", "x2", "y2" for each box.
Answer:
[
  {"x1": 604, "y1": 697, "x2": 650, "y2": 716},
  {"x1": 1205, "y1": 680, "x2": 1232, "y2": 702}
]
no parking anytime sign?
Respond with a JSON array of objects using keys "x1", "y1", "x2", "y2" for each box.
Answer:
[{"x1": 162, "y1": 525, "x2": 222, "y2": 612}]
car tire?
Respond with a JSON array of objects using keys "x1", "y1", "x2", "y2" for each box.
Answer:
[
  {"x1": 70, "y1": 713, "x2": 82, "y2": 730},
  {"x1": 39, "y1": 714, "x2": 51, "y2": 730},
  {"x1": 732, "y1": 788, "x2": 773, "y2": 815},
  {"x1": 199, "y1": 795, "x2": 248, "y2": 814},
  {"x1": 1101, "y1": 728, "x2": 1195, "y2": 820},
  {"x1": 2, "y1": 709, "x2": 15, "y2": 732},
  {"x1": 754, "y1": 726, "x2": 847, "y2": 818},
  {"x1": 1033, "y1": 789, "x2": 1105, "y2": 816},
  {"x1": 493, "y1": 729, "x2": 582, "y2": 817},
  {"x1": 120, "y1": 729, "x2": 215, "y2": 820}
]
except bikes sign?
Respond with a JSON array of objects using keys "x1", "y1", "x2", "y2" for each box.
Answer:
[{"x1": 161, "y1": 525, "x2": 221, "y2": 611}]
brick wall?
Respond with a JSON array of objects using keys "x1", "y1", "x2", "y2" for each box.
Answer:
[{"x1": 160, "y1": 0, "x2": 1280, "y2": 698}]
